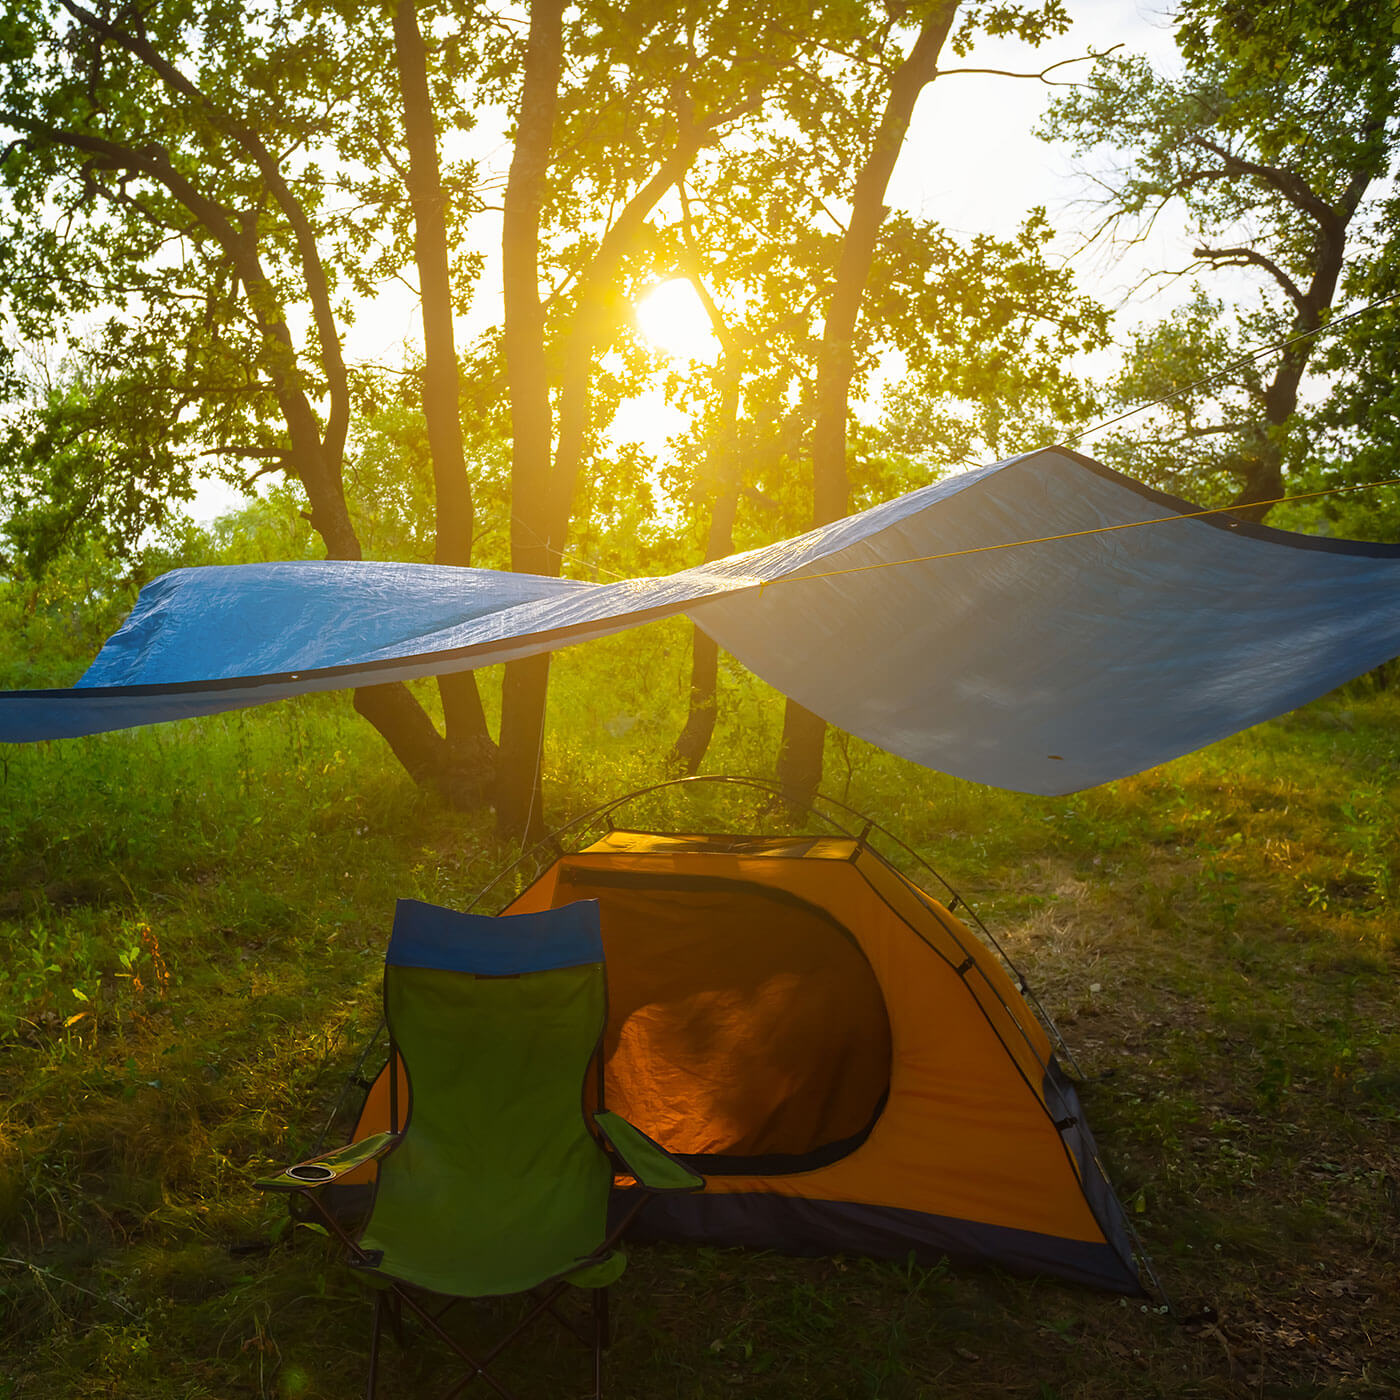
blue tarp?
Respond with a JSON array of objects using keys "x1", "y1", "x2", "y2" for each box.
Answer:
[{"x1": 3, "y1": 448, "x2": 1398, "y2": 795}]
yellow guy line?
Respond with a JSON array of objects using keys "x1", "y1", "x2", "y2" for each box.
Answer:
[{"x1": 755, "y1": 475, "x2": 1400, "y2": 593}]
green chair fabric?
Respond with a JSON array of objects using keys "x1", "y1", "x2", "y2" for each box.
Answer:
[{"x1": 361, "y1": 960, "x2": 615, "y2": 1297}]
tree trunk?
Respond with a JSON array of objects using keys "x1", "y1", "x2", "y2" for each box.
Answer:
[
  {"x1": 216, "y1": 154, "x2": 471, "y2": 802},
  {"x1": 1226, "y1": 429, "x2": 1286, "y2": 523},
  {"x1": 29, "y1": 5, "x2": 505, "y2": 812},
  {"x1": 497, "y1": 0, "x2": 565, "y2": 843},
  {"x1": 673, "y1": 630, "x2": 721, "y2": 776},
  {"x1": 1230, "y1": 159, "x2": 1377, "y2": 520},
  {"x1": 777, "y1": 1, "x2": 959, "y2": 808},
  {"x1": 495, "y1": 651, "x2": 550, "y2": 842},
  {"x1": 672, "y1": 338, "x2": 741, "y2": 775},
  {"x1": 391, "y1": 0, "x2": 495, "y2": 781},
  {"x1": 354, "y1": 682, "x2": 491, "y2": 807}
]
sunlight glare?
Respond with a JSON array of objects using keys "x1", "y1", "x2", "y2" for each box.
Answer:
[{"x1": 635, "y1": 279, "x2": 719, "y2": 365}]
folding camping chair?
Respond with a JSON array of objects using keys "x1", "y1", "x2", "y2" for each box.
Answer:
[{"x1": 256, "y1": 897, "x2": 703, "y2": 1399}]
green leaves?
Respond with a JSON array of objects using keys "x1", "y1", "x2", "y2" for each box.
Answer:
[
  {"x1": 1045, "y1": 0, "x2": 1400, "y2": 516},
  {"x1": 952, "y1": 0, "x2": 1070, "y2": 57}
]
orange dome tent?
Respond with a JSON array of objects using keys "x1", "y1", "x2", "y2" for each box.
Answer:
[{"x1": 348, "y1": 827, "x2": 1142, "y2": 1294}]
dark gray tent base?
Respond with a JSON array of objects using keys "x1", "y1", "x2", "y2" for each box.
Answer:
[{"x1": 612, "y1": 1190, "x2": 1146, "y2": 1296}]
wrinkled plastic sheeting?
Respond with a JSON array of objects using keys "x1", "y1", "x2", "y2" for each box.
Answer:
[{"x1": 3, "y1": 448, "x2": 1399, "y2": 796}]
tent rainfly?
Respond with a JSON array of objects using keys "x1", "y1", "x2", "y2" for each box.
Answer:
[{"x1": 346, "y1": 830, "x2": 1144, "y2": 1294}]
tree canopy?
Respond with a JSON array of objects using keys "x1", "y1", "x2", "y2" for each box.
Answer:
[{"x1": 1044, "y1": 0, "x2": 1400, "y2": 520}]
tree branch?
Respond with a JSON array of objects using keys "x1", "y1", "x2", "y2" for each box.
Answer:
[
  {"x1": 935, "y1": 44, "x2": 1121, "y2": 85},
  {"x1": 1191, "y1": 135, "x2": 1340, "y2": 229},
  {"x1": 200, "y1": 444, "x2": 289, "y2": 457},
  {"x1": 9, "y1": 110, "x2": 359, "y2": 556},
  {"x1": 1192, "y1": 243, "x2": 1305, "y2": 309}
]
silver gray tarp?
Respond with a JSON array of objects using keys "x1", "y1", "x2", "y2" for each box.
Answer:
[{"x1": 3, "y1": 448, "x2": 1398, "y2": 795}]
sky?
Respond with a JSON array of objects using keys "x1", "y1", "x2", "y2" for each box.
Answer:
[
  {"x1": 892, "y1": 0, "x2": 1182, "y2": 281},
  {"x1": 196, "y1": 1, "x2": 1190, "y2": 522}
]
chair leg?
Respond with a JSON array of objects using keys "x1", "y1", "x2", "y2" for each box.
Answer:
[
  {"x1": 367, "y1": 1293, "x2": 385, "y2": 1400},
  {"x1": 592, "y1": 1287, "x2": 609, "y2": 1399}
]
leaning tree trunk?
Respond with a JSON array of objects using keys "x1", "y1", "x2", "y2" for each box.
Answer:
[
  {"x1": 34, "y1": 2, "x2": 496, "y2": 812},
  {"x1": 777, "y1": 1, "x2": 959, "y2": 809}
]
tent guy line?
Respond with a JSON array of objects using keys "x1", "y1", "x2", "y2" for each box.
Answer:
[
  {"x1": 525, "y1": 468, "x2": 1400, "y2": 593},
  {"x1": 753, "y1": 472, "x2": 1400, "y2": 594}
]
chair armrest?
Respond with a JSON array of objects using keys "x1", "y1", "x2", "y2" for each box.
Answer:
[
  {"x1": 254, "y1": 1130, "x2": 399, "y2": 1193},
  {"x1": 593, "y1": 1111, "x2": 703, "y2": 1193}
]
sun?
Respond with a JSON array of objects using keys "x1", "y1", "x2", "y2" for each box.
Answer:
[{"x1": 634, "y1": 278, "x2": 720, "y2": 365}]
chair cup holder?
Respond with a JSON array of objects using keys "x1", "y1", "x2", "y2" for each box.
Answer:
[{"x1": 286, "y1": 1162, "x2": 336, "y2": 1183}]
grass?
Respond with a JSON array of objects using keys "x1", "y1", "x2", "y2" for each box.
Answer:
[{"x1": 1, "y1": 630, "x2": 1397, "y2": 1398}]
